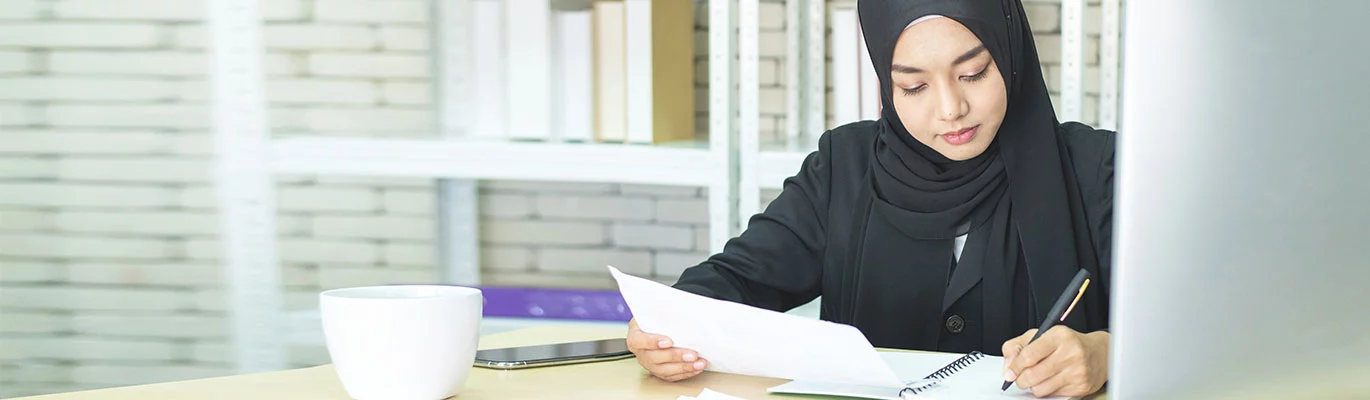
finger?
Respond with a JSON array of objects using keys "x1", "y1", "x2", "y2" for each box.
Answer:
[
  {"x1": 1001, "y1": 329, "x2": 1037, "y2": 379},
  {"x1": 1002, "y1": 329, "x2": 1036, "y2": 359},
  {"x1": 628, "y1": 331, "x2": 672, "y2": 352},
  {"x1": 1009, "y1": 327, "x2": 1069, "y2": 376},
  {"x1": 640, "y1": 348, "x2": 698, "y2": 366},
  {"x1": 650, "y1": 362, "x2": 695, "y2": 380},
  {"x1": 1025, "y1": 368, "x2": 1070, "y2": 398},
  {"x1": 651, "y1": 359, "x2": 708, "y2": 380},
  {"x1": 1014, "y1": 360, "x2": 1055, "y2": 390},
  {"x1": 657, "y1": 367, "x2": 705, "y2": 382}
]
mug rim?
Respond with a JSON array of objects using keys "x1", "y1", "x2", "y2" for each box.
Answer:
[{"x1": 320, "y1": 284, "x2": 482, "y2": 300}]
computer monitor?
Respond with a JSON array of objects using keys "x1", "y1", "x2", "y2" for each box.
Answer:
[{"x1": 1110, "y1": 0, "x2": 1370, "y2": 398}]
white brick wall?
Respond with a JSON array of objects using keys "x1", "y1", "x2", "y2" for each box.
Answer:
[
  {"x1": 310, "y1": 215, "x2": 434, "y2": 240},
  {"x1": 0, "y1": 261, "x2": 63, "y2": 283},
  {"x1": 0, "y1": 0, "x2": 39, "y2": 19},
  {"x1": 379, "y1": 26, "x2": 428, "y2": 51},
  {"x1": 313, "y1": 0, "x2": 427, "y2": 24},
  {"x1": 48, "y1": 51, "x2": 197, "y2": 76},
  {"x1": 66, "y1": 263, "x2": 220, "y2": 287},
  {"x1": 0, "y1": 312, "x2": 70, "y2": 334},
  {"x1": 611, "y1": 223, "x2": 695, "y2": 251},
  {"x1": 54, "y1": 211, "x2": 216, "y2": 236},
  {"x1": 263, "y1": 25, "x2": 377, "y2": 50},
  {"x1": 0, "y1": 77, "x2": 181, "y2": 101},
  {"x1": 535, "y1": 195, "x2": 654, "y2": 221},
  {"x1": 0, "y1": 234, "x2": 177, "y2": 260},
  {"x1": 267, "y1": 79, "x2": 378, "y2": 105},
  {"x1": 317, "y1": 266, "x2": 436, "y2": 290},
  {"x1": 380, "y1": 81, "x2": 430, "y2": 105},
  {"x1": 0, "y1": 286, "x2": 193, "y2": 312},
  {"x1": 57, "y1": 158, "x2": 207, "y2": 183},
  {"x1": 0, "y1": 157, "x2": 56, "y2": 179},
  {"x1": 483, "y1": 220, "x2": 609, "y2": 246},
  {"x1": 69, "y1": 314, "x2": 226, "y2": 339},
  {"x1": 280, "y1": 238, "x2": 381, "y2": 264},
  {"x1": 0, "y1": 50, "x2": 34, "y2": 74},
  {"x1": 300, "y1": 106, "x2": 430, "y2": 133},
  {"x1": 0, "y1": 183, "x2": 179, "y2": 208},
  {"x1": 384, "y1": 242, "x2": 433, "y2": 266},
  {"x1": 0, "y1": 23, "x2": 163, "y2": 48},
  {"x1": 537, "y1": 248, "x2": 653, "y2": 275},
  {"x1": 51, "y1": 0, "x2": 307, "y2": 21},
  {"x1": 307, "y1": 53, "x2": 428, "y2": 78},
  {"x1": 46, "y1": 104, "x2": 207, "y2": 129},
  {"x1": 69, "y1": 364, "x2": 231, "y2": 387},
  {"x1": 0, "y1": 0, "x2": 1092, "y2": 397},
  {"x1": 1, "y1": 337, "x2": 179, "y2": 362}
]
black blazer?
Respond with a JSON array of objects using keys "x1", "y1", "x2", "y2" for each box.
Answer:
[{"x1": 673, "y1": 121, "x2": 1116, "y2": 353}]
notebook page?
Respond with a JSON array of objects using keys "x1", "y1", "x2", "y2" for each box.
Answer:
[{"x1": 892, "y1": 353, "x2": 1069, "y2": 400}]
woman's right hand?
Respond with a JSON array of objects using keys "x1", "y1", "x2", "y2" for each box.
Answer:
[{"x1": 626, "y1": 318, "x2": 709, "y2": 381}]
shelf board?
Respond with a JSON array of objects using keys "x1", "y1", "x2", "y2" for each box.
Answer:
[{"x1": 270, "y1": 137, "x2": 722, "y2": 187}]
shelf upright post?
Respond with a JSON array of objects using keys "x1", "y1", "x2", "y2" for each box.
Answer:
[
  {"x1": 1061, "y1": 0, "x2": 1086, "y2": 122},
  {"x1": 208, "y1": 0, "x2": 286, "y2": 373},
  {"x1": 737, "y1": 0, "x2": 761, "y2": 229},
  {"x1": 709, "y1": 0, "x2": 742, "y2": 253},
  {"x1": 434, "y1": 0, "x2": 483, "y2": 286}
]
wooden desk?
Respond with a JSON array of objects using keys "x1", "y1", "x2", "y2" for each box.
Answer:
[{"x1": 14, "y1": 326, "x2": 1106, "y2": 400}]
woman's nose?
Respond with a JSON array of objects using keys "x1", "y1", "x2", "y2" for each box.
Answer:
[{"x1": 937, "y1": 87, "x2": 968, "y2": 121}]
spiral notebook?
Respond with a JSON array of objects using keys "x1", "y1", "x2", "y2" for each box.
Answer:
[{"x1": 767, "y1": 351, "x2": 1071, "y2": 400}]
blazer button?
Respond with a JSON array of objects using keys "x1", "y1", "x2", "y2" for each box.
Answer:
[{"x1": 945, "y1": 315, "x2": 965, "y2": 334}]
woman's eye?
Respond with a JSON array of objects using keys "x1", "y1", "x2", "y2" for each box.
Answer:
[
  {"x1": 901, "y1": 84, "x2": 927, "y2": 96},
  {"x1": 962, "y1": 67, "x2": 988, "y2": 82}
]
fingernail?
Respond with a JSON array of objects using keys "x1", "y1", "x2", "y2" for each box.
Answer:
[
  {"x1": 1003, "y1": 370, "x2": 1016, "y2": 381},
  {"x1": 657, "y1": 339, "x2": 670, "y2": 349},
  {"x1": 682, "y1": 352, "x2": 697, "y2": 362},
  {"x1": 694, "y1": 361, "x2": 706, "y2": 370}
]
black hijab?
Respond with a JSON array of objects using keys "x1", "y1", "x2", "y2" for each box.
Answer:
[{"x1": 842, "y1": 0, "x2": 1106, "y2": 352}]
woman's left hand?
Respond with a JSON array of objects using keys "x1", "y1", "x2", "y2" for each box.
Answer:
[{"x1": 1000, "y1": 326, "x2": 1109, "y2": 398}]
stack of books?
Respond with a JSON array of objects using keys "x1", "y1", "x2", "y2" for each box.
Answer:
[
  {"x1": 830, "y1": 2, "x2": 882, "y2": 127},
  {"x1": 469, "y1": 0, "x2": 696, "y2": 145}
]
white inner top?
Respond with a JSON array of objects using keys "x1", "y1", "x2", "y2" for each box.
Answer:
[{"x1": 954, "y1": 233, "x2": 967, "y2": 262}]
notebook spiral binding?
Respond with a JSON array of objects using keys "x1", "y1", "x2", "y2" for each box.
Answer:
[{"x1": 897, "y1": 351, "x2": 987, "y2": 397}]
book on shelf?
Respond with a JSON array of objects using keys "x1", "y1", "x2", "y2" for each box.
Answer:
[
  {"x1": 471, "y1": 0, "x2": 507, "y2": 139},
  {"x1": 506, "y1": 0, "x2": 554, "y2": 140},
  {"x1": 623, "y1": 0, "x2": 695, "y2": 144},
  {"x1": 830, "y1": 3, "x2": 862, "y2": 128},
  {"x1": 470, "y1": 0, "x2": 696, "y2": 145},
  {"x1": 857, "y1": 15, "x2": 882, "y2": 121},
  {"x1": 555, "y1": 9, "x2": 595, "y2": 143},
  {"x1": 593, "y1": 0, "x2": 628, "y2": 143},
  {"x1": 831, "y1": 2, "x2": 883, "y2": 128}
]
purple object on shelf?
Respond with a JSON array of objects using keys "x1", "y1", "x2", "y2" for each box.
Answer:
[{"x1": 477, "y1": 286, "x2": 633, "y2": 322}]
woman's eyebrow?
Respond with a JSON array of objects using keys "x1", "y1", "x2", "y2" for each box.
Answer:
[
  {"x1": 891, "y1": 45, "x2": 988, "y2": 74},
  {"x1": 952, "y1": 45, "x2": 987, "y2": 66}
]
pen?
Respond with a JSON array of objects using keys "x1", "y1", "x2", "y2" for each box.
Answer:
[{"x1": 1001, "y1": 269, "x2": 1091, "y2": 391}]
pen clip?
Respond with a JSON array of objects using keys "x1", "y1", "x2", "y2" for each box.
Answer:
[{"x1": 1058, "y1": 278, "x2": 1090, "y2": 323}]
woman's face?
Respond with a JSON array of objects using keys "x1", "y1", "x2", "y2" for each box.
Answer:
[{"x1": 889, "y1": 17, "x2": 1008, "y2": 161}]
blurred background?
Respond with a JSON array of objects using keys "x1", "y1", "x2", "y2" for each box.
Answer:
[{"x1": 0, "y1": 0, "x2": 1117, "y2": 397}]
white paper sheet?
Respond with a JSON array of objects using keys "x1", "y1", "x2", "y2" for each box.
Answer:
[
  {"x1": 676, "y1": 388, "x2": 749, "y2": 400},
  {"x1": 608, "y1": 266, "x2": 904, "y2": 388}
]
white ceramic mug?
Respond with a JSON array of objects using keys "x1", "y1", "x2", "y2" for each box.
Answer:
[{"x1": 320, "y1": 285, "x2": 483, "y2": 400}]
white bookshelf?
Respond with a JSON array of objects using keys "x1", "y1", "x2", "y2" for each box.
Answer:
[
  {"x1": 210, "y1": 0, "x2": 744, "y2": 373},
  {"x1": 210, "y1": 0, "x2": 1123, "y2": 372}
]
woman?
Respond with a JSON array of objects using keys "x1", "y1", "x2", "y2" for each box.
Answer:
[{"x1": 628, "y1": 0, "x2": 1114, "y2": 397}]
